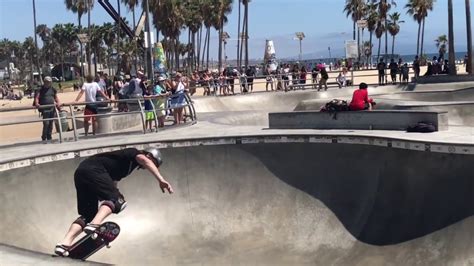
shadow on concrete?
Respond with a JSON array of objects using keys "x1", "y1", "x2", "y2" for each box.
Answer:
[{"x1": 242, "y1": 143, "x2": 474, "y2": 246}]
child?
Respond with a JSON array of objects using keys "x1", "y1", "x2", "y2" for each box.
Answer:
[
  {"x1": 154, "y1": 77, "x2": 170, "y2": 128},
  {"x1": 143, "y1": 84, "x2": 156, "y2": 131}
]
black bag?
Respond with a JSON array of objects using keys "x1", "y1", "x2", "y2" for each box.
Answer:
[
  {"x1": 321, "y1": 99, "x2": 349, "y2": 112},
  {"x1": 407, "y1": 122, "x2": 436, "y2": 133}
]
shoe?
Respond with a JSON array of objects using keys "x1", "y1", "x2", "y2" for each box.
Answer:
[
  {"x1": 84, "y1": 223, "x2": 100, "y2": 234},
  {"x1": 54, "y1": 244, "x2": 70, "y2": 257},
  {"x1": 42, "y1": 140, "x2": 48, "y2": 144}
]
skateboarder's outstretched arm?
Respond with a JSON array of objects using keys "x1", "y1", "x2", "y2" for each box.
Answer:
[{"x1": 136, "y1": 154, "x2": 174, "y2": 194}]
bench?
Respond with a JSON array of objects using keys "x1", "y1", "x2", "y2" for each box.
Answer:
[{"x1": 268, "y1": 110, "x2": 448, "y2": 131}]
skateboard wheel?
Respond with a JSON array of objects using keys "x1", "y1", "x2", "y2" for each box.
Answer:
[
  {"x1": 91, "y1": 233, "x2": 98, "y2": 239},
  {"x1": 106, "y1": 244, "x2": 111, "y2": 248},
  {"x1": 64, "y1": 251, "x2": 69, "y2": 257},
  {"x1": 112, "y1": 228, "x2": 119, "y2": 235}
]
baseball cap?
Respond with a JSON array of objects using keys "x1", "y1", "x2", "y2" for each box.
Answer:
[
  {"x1": 158, "y1": 76, "x2": 166, "y2": 81},
  {"x1": 44, "y1": 76, "x2": 52, "y2": 82}
]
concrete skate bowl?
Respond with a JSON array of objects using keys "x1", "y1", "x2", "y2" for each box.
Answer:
[{"x1": 1, "y1": 142, "x2": 473, "y2": 265}]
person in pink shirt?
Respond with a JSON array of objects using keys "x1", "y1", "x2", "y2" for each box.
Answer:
[{"x1": 349, "y1": 82, "x2": 375, "y2": 111}]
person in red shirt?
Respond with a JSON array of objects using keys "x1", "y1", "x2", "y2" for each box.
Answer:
[{"x1": 349, "y1": 82, "x2": 375, "y2": 111}]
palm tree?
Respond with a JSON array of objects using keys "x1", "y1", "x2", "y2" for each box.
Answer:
[
  {"x1": 448, "y1": 0, "x2": 456, "y2": 75},
  {"x1": 344, "y1": 0, "x2": 366, "y2": 62},
  {"x1": 36, "y1": 24, "x2": 51, "y2": 66},
  {"x1": 365, "y1": 1, "x2": 378, "y2": 67},
  {"x1": 375, "y1": 20, "x2": 385, "y2": 60},
  {"x1": 122, "y1": 0, "x2": 140, "y2": 73},
  {"x1": 65, "y1": 0, "x2": 94, "y2": 76},
  {"x1": 405, "y1": 0, "x2": 435, "y2": 57},
  {"x1": 435, "y1": 34, "x2": 448, "y2": 61},
  {"x1": 242, "y1": 0, "x2": 250, "y2": 69},
  {"x1": 237, "y1": 0, "x2": 241, "y2": 68},
  {"x1": 466, "y1": 0, "x2": 472, "y2": 74},
  {"x1": 376, "y1": 0, "x2": 395, "y2": 59},
  {"x1": 214, "y1": 0, "x2": 233, "y2": 70},
  {"x1": 387, "y1": 12, "x2": 404, "y2": 58}
]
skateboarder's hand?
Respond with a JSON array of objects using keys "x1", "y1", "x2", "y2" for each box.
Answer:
[{"x1": 159, "y1": 180, "x2": 174, "y2": 194}]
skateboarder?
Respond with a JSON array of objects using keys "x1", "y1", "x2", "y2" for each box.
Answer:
[{"x1": 54, "y1": 147, "x2": 174, "y2": 256}]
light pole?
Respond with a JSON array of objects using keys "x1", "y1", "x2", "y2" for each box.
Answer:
[
  {"x1": 32, "y1": 0, "x2": 42, "y2": 84},
  {"x1": 295, "y1": 32, "x2": 305, "y2": 62},
  {"x1": 145, "y1": 0, "x2": 153, "y2": 80}
]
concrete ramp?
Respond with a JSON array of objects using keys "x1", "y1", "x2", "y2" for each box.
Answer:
[{"x1": 1, "y1": 143, "x2": 473, "y2": 265}]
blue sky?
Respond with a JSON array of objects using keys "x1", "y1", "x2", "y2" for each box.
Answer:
[{"x1": 0, "y1": 0, "x2": 471, "y2": 59}]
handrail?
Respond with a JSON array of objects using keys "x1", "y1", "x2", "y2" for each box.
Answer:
[{"x1": 0, "y1": 93, "x2": 197, "y2": 144}]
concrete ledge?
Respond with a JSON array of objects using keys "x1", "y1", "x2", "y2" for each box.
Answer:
[
  {"x1": 97, "y1": 112, "x2": 143, "y2": 133},
  {"x1": 416, "y1": 74, "x2": 474, "y2": 84},
  {"x1": 269, "y1": 110, "x2": 449, "y2": 131}
]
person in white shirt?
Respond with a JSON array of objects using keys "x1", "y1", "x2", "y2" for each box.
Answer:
[
  {"x1": 336, "y1": 67, "x2": 349, "y2": 89},
  {"x1": 75, "y1": 75, "x2": 110, "y2": 136}
]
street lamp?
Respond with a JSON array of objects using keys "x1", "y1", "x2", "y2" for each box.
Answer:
[
  {"x1": 295, "y1": 32, "x2": 305, "y2": 61},
  {"x1": 221, "y1": 32, "x2": 230, "y2": 67}
]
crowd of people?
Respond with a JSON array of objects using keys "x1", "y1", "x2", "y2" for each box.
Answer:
[{"x1": 0, "y1": 82, "x2": 23, "y2": 100}]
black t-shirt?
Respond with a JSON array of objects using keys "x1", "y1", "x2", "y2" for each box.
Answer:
[
  {"x1": 38, "y1": 86, "x2": 57, "y2": 105},
  {"x1": 377, "y1": 62, "x2": 386, "y2": 72},
  {"x1": 79, "y1": 148, "x2": 141, "y2": 181}
]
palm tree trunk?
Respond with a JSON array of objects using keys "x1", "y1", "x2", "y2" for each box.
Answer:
[
  {"x1": 202, "y1": 28, "x2": 207, "y2": 68},
  {"x1": 357, "y1": 26, "x2": 361, "y2": 63},
  {"x1": 369, "y1": 32, "x2": 373, "y2": 67},
  {"x1": 61, "y1": 47, "x2": 65, "y2": 80},
  {"x1": 392, "y1": 35, "x2": 395, "y2": 58},
  {"x1": 176, "y1": 37, "x2": 180, "y2": 69},
  {"x1": 244, "y1": 0, "x2": 249, "y2": 69},
  {"x1": 384, "y1": 19, "x2": 388, "y2": 59},
  {"x1": 239, "y1": 9, "x2": 246, "y2": 69},
  {"x1": 132, "y1": 6, "x2": 138, "y2": 74},
  {"x1": 78, "y1": 14, "x2": 84, "y2": 79},
  {"x1": 87, "y1": 1, "x2": 92, "y2": 75},
  {"x1": 448, "y1": 0, "x2": 457, "y2": 75},
  {"x1": 420, "y1": 18, "x2": 426, "y2": 57},
  {"x1": 32, "y1": 0, "x2": 42, "y2": 83},
  {"x1": 206, "y1": 28, "x2": 211, "y2": 69},
  {"x1": 377, "y1": 37, "x2": 381, "y2": 60},
  {"x1": 466, "y1": 0, "x2": 472, "y2": 74},
  {"x1": 94, "y1": 45, "x2": 98, "y2": 76},
  {"x1": 237, "y1": 0, "x2": 241, "y2": 69},
  {"x1": 416, "y1": 22, "x2": 421, "y2": 56},
  {"x1": 218, "y1": 19, "x2": 223, "y2": 70}
]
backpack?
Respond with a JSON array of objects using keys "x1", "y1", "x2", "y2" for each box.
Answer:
[
  {"x1": 321, "y1": 99, "x2": 349, "y2": 112},
  {"x1": 407, "y1": 122, "x2": 436, "y2": 133}
]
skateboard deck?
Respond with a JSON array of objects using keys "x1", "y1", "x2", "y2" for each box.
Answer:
[{"x1": 68, "y1": 221, "x2": 120, "y2": 260}]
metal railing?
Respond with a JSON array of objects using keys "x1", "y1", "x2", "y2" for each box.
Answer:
[{"x1": 0, "y1": 92, "x2": 197, "y2": 144}]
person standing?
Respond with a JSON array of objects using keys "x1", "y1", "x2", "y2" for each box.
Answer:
[
  {"x1": 75, "y1": 75, "x2": 110, "y2": 136},
  {"x1": 389, "y1": 59, "x2": 399, "y2": 85},
  {"x1": 377, "y1": 58, "x2": 387, "y2": 86},
  {"x1": 311, "y1": 65, "x2": 319, "y2": 89},
  {"x1": 34, "y1": 76, "x2": 61, "y2": 143},
  {"x1": 245, "y1": 67, "x2": 255, "y2": 92},
  {"x1": 318, "y1": 67, "x2": 329, "y2": 91},
  {"x1": 413, "y1": 55, "x2": 421, "y2": 81}
]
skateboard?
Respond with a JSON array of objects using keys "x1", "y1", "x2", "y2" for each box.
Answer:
[{"x1": 67, "y1": 221, "x2": 120, "y2": 260}]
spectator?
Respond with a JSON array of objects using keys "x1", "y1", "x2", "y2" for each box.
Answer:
[
  {"x1": 154, "y1": 76, "x2": 170, "y2": 128},
  {"x1": 239, "y1": 71, "x2": 248, "y2": 93},
  {"x1": 300, "y1": 66, "x2": 307, "y2": 86},
  {"x1": 189, "y1": 71, "x2": 199, "y2": 96},
  {"x1": 282, "y1": 64, "x2": 290, "y2": 91},
  {"x1": 398, "y1": 58, "x2": 404, "y2": 82},
  {"x1": 377, "y1": 58, "x2": 386, "y2": 86},
  {"x1": 389, "y1": 59, "x2": 398, "y2": 85},
  {"x1": 75, "y1": 75, "x2": 110, "y2": 136},
  {"x1": 336, "y1": 67, "x2": 349, "y2": 89},
  {"x1": 265, "y1": 66, "x2": 274, "y2": 91},
  {"x1": 432, "y1": 56, "x2": 440, "y2": 75},
  {"x1": 424, "y1": 62, "x2": 434, "y2": 76},
  {"x1": 229, "y1": 69, "x2": 238, "y2": 95},
  {"x1": 34, "y1": 76, "x2": 61, "y2": 143},
  {"x1": 245, "y1": 67, "x2": 255, "y2": 92},
  {"x1": 401, "y1": 63, "x2": 410, "y2": 84},
  {"x1": 442, "y1": 60, "x2": 450, "y2": 74},
  {"x1": 413, "y1": 55, "x2": 421, "y2": 80},
  {"x1": 112, "y1": 75, "x2": 123, "y2": 105},
  {"x1": 318, "y1": 67, "x2": 329, "y2": 91},
  {"x1": 143, "y1": 84, "x2": 156, "y2": 132},
  {"x1": 202, "y1": 70, "x2": 211, "y2": 96},
  {"x1": 104, "y1": 73, "x2": 113, "y2": 99},
  {"x1": 349, "y1": 82, "x2": 375, "y2": 111},
  {"x1": 169, "y1": 72, "x2": 186, "y2": 124},
  {"x1": 311, "y1": 65, "x2": 319, "y2": 89}
]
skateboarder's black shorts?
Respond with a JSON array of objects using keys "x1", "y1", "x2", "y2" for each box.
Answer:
[{"x1": 74, "y1": 167, "x2": 121, "y2": 222}]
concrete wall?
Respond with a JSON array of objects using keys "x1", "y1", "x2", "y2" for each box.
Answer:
[{"x1": 269, "y1": 110, "x2": 449, "y2": 131}]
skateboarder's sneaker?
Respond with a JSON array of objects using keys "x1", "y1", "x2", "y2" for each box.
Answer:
[
  {"x1": 54, "y1": 244, "x2": 70, "y2": 257},
  {"x1": 84, "y1": 223, "x2": 100, "y2": 234}
]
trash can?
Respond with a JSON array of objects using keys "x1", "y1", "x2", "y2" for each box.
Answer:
[
  {"x1": 96, "y1": 95, "x2": 113, "y2": 114},
  {"x1": 55, "y1": 110, "x2": 69, "y2": 133}
]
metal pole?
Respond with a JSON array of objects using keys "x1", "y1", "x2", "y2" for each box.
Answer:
[
  {"x1": 87, "y1": 0, "x2": 92, "y2": 75},
  {"x1": 145, "y1": 0, "x2": 154, "y2": 81},
  {"x1": 299, "y1": 39, "x2": 302, "y2": 61},
  {"x1": 448, "y1": 0, "x2": 457, "y2": 75}
]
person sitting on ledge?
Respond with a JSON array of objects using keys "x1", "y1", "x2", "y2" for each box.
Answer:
[{"x1": 349, "y1": 82, "x2": 375, "y2": 111}]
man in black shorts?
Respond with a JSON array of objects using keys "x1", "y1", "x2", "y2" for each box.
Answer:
[{"x1": 54, "y1": 147, "x2": 173, "y2": 256}]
